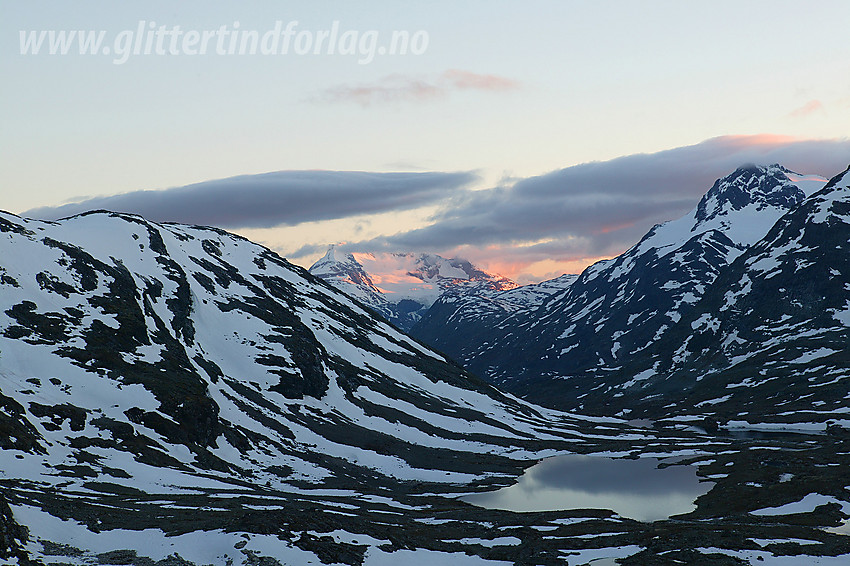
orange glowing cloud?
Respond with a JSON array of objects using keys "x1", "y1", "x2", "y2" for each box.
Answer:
[
  {"x1": 460, "y1": 256, "x2": 603, "y2": 284},
  {"x1": 592, "y1": 221, "x2": 637, "y2": 235},
  {"x1": 713, "y1": 134, "x2": 799, "y2": 148},
  {"x1": 433, "y1": 244, "x2": 614, "y2": 284}
]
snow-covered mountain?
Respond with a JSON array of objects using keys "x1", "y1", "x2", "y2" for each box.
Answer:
[
  {"x1": 424, "y1": 164, "x2": 836, "y2": 421},
  {"x1": 308, "y1": 249, "x2": 516, "y2": 330},
  {"x1": 593, "y1": 163, "x2": 850, "y2": 422},
  {"x1": 305, "y1": 246, "x2": 387, "y2": 315},
  {"x1": 411, "y1": 273, "x2": 579, "y2": 366},
  {"x1": 0, "y1": 209, "x2": 654, "y2": 564},
  {"x1": 3, "y1": 208, "x2": 850, "y2": 564}
]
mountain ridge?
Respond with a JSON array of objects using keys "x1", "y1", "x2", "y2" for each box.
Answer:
[
  {"x1": 308, "y1": 249, "x2": 516, "y2": 331},
  {"x1": 411, "y1": 163, "x2": 843, "y2": 424},
  {"x1": 597, "y1": 161, "x2": 850, "y2": 421}
]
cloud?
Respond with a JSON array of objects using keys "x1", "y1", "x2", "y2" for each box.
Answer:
[
  {"x1": 24, "y1": 135, "x2": 849, "y2": 283},
  {"x1": 789, "y1": 100, "x2": 825, "y2": 118},
  {"x1": 441, "y1": 69, "x2": 519, "y2": 92},
  {"x1": 23, "y1": 170, "x2": 477, "y2": 229},
  {"x1": 329, "y1": 136, "x2": 850, "y2": 273},
  {"x1": 319, "y1": 74, "x2": 442, "y2": 106},
  {"x1": 315, "y1": 69, "x2": 519, "y2": 106}
]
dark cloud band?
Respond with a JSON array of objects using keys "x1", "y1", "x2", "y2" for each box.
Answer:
[
  {"x1": 22, "y1": 136, "x2": 850, "y2": 275},
  {"x1": 335, "y1": 136, "x2": 850, "y2": 264},
  {"x1": 23, "y1": 170, "x2": 477, "y2": 229}
]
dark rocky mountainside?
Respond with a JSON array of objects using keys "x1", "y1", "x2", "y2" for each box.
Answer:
[
  {"x1": 411, "y1": 165, "x2": 845, "y2": 426},
  {"x1": 411, "y1": 274, "x2": 579, "y2": 366}
]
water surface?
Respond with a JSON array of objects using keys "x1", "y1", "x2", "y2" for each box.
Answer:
[{"x1": 462, "y1": 454, "x2": 712, "y2": 522}]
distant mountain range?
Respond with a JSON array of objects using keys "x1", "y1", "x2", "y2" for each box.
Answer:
[
  {"x1": 308, "y1": 247, "x2": 517, "y2": 331},
  {"x1": 411, "y1": 273, "x2": 579, "y2": 364},
  {"x1": 305, "y1": 164, "x2": 850, "y2": 427}
]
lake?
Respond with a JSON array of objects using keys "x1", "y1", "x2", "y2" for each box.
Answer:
[{"x1": 461, "y1": 453, "x2": 713, "y2": 522}]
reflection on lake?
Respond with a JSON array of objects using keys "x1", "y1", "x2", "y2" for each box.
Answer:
[{"x1": 462, "y1": 454, "x2": 713, "y2": 522}]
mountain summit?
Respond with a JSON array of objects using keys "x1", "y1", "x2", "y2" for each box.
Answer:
[
  {"x1": 308, "y1": 249, "x2": 516, "y2": 330},
  {"x1": 307, "y1": 246, "x2": 385, "y2": 308},
  {"x1": 693, "y1": 164, "x2": 807, "y2": 229},
  {"x1": 414, "y1": 164, "x2": 836, "y2": 422}
]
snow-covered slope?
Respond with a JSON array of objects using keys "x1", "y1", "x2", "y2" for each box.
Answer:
[
  {"x1": 309, "y1": 249, "x2": 516, "y2": 330},
  {"x1": 2, "y1": 208, "x2": 849, "y2": 565},
  {"x1": 0, "y1": 210, "x2": 652, "y2": 564},
  {"x1": 436, "y1": 165, "x2": 832, "y2": 419},
  {"x1": 411, "y1": 273, "x2": 579, "y2": 366}
]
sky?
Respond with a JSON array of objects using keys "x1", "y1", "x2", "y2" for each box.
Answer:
[{"x1": 3, "y1": 1, "x2": 850, "y2": 283}]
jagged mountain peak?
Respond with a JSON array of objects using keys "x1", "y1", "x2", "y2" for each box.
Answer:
[
  {"x1": 308, "y1": 245, "x2": 382, "y2": 301},
  {"x1": 308, "y1": 248, "x2": 516, "y2": 330},
  {"x1": 310, "y1": 245, "x2": 363, "y2": 274},
  {"x1": 693, "y1": 163, "x2": 805, "y2": 229},
  {"x1": 612, "y1": 163, "x2": 826, "y2": 268}
]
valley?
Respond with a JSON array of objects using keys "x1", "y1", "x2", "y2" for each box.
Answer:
[{"x1": 2, "y1": 162, "x2": 850, "y2": 565}]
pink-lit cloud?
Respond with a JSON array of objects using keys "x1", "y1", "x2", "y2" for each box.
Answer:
[
  {"x1": 315, "y1": 69, "x2": 519, "y2": 107},
  {"x1": 441, "y1": 69, "x2": 520, "y2": 92},
  {"x1": 789, "y1": 100, "x2": 825, "y2": 118},
  {"x1": 718, "y1": 134, "x2": 798, "y2": 148},
  {"x1": 318, "y1": 74, "x2": 443, "y2": 106}
]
